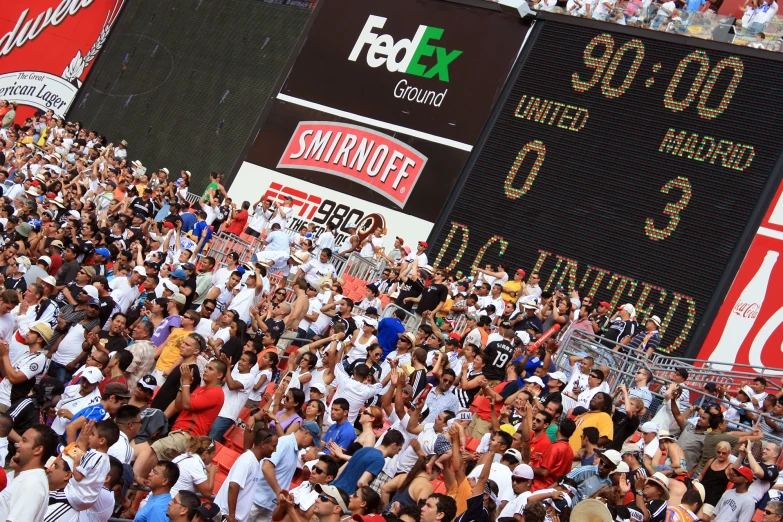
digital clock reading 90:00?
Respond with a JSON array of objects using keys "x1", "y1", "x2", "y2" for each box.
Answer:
[{"x1": 431, "y1": 18, "x2": 783, "y2": 356}]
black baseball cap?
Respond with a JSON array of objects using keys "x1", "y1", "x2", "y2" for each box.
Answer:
[{"x1": 195, "y1": 501, "x2": 220, "y2": 520}]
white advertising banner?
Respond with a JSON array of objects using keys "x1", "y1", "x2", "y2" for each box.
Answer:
[
  {"x1": 0, "y1": 71, "x2": 79, "y2": 113},
  {"x1": 228, "y1": 162, "x2": 433, "y2": 249}
]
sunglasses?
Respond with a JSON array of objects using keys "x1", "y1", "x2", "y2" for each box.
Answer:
[
  {"x1": 312, "y1": 467, "x2": 327, "y2": 475},
  {"x1": 319, "y1": 495, "x2": 337, "y2": 505},
  {"x1": 765, "y1": 511, "x2": 777, "y2": 516},
  {"x1": 512, "y1": 477, "x2": 529, "y2": 483}
]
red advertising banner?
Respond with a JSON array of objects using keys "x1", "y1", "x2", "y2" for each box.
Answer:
[
  {"x1": 0, "y1": 0, "x2": 124, "y2": 120},
  {"x1": 696, "y1": 181, "x2": 783, "y2": 374},
  {"x1": 278, "y1": 122, "x2": 427, "y2": 208}
]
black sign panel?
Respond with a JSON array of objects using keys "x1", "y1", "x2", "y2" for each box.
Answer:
[
  {"x1": 240, "y1": 0, "x2": 529, "y2": 226},
  {"x1": 430, "y1": 16, "x2": 783, "y2": 356},
  {"x1": 281, "y1": 0, "x2": 525, "y2": 144}
]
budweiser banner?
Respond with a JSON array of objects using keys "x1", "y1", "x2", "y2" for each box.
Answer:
[
  {"x1": 0, "y1": 0, "x2": 125, "y2": 118},
  {"x1": 697, "y1": 180, "x2": 783, "y2": 374}
]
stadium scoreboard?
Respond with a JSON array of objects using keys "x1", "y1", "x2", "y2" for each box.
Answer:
[{"x1": 431, "y1": 15, "x2": 783, "y2": 356}]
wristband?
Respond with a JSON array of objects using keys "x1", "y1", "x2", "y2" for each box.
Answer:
[{"x1": 182, "y1": 384, "x2": 191, "y2": 388}]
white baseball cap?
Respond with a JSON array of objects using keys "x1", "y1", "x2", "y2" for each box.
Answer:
[
  {"x1": 82, "y1": 285, "x2": 99, "y2": 300},
  {"x1": 640, "y1": 421, "x2": 659, "y2": 434},
  {"x1": 512, "y1": 463, "x2": 534, "y2": 479},
  {"x1": 80, "y1": 367, "x2": 103, "y2": 384}
]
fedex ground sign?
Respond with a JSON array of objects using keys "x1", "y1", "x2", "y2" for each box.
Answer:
[{"x1": 348, "y1": 15, "x2": 462, "y2": 106}]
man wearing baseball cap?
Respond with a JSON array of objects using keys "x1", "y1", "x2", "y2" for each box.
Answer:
[
  {"x1": 496, "y1": 463, "x2": 535, "y2": 518},
  {"x1": 567, "y1": 449, "x2": 621, "y2": 502},
  {"x1": 589, "y1": 301, "x2": 612, "y2": 336},
  {"x1": 50, "y1": 367, "x2": 103, "y2": 437},
  {"x1": 277, "y1": 483, "x2": 351, "y2": 522},
  {"x1": 714, "y1": 466, "x2": 756, "y2": 522},
  {"x1": 628, "y1": 315, "x2": 663, "y2": 357},
  {"x1": 0, "y1": 321, "x2": 51, "y2": 411},
  {"x1": 64, "y1": 382, "x2": 131, "y2": 443},
  {"x1": 602, "y1": 304, "x2": 637, "y2": 348}
]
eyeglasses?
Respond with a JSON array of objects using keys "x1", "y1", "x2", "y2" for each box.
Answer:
[
  {"x1": 319, "y1": 495, "x2": 337, "y2": 505},
  {"x1": 312, "y1": 467, "x2": 327, "y2": 475},
  {"x1": 716, "y1": 450, "x2": 729, "y2": 455},
  {"x1": 597, "y1": 460, "x2": 613, "y2": 468}
]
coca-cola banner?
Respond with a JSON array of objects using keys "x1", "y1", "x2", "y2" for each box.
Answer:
[
  {"x1": 696, "y1": 181, "x2": 783, "y2": 373},
  {"x1": 0, "y1": 0, "x2": 125, "y2": 119}
]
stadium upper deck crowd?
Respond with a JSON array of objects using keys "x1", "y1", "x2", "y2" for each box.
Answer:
[{"x1": 0, "y1": 103, "x2": 783, "y2": 522}]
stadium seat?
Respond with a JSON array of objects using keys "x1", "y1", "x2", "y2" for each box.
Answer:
[
  {"x1": 465, "y1": 437, "x2": 480, "y2": 452},
  {"x1": 213, "y1": 444, "x2": 242, "y2": 471},
  {"x1": 212, "y1": 468, "x2": 228, "y2": 495},
  {"x1": 431, "y1": 478, "x2": 447, "y2": 494},
  {"x1": 237, "y1": 408, "x2": 252, "y2": 423},
  {"x1": 222, "y1": 425, "x2": 246, "y2": 452}
]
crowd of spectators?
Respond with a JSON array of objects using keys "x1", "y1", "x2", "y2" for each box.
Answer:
[
  {"x1": 530, "y1": 0, "x2": 783, "y2": 50},
  {"x1": 0, "y1": 102, "x2": 781, "y2": 522}
]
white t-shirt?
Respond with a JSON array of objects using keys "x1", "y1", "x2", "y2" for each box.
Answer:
[
  {"x1": 468, "y1": 462, "x2": 514, "y2": 503},
  {"x1": 0, "y1": 313, "x2": 14, "y2": 344},
  {"x1": 51, "y1": 386, "x2": 102, "y2": 435},
  {"x1": 78, "y1": 487, "x2": 114, "y2": 522},
  {"x1": 360, "y1": 236, "x2": 384, "y2": 258},
  {"x1": 0, "y1": 468, "x2": 49, "y2": 522},
  {"x1": 217, "y1": 367, "x2": 255, "y2": 420},
  {"x1": 499, "y1": 490, "x2": 539, "y2": 519},
  {"x1": 171, "y1": 453, "x2": 208, "y2": 497},
  {"x1": 108, "y1": 431, "x2": 134, "y2": 465},
  {"x1": 248, "y1": 368, "x2": 272, "y2": 402},
  {"x1": 215, "y1": 450, "x2": 261, "y2": 522},
  {"x1": 0, "y1": 350, "x2": 45, "y2": 407},
  {"x1": 299, "y1": 259, "x2": 336, "y2": 288},
  {"x1": 52, "y1": 323, "x2": 90, "y2": 365},
  {"x1": 66, "y1": 450, "x2": 110, "y2": 510},
  {"x1": 309, "y1": 294, "x2": 331, "y2": 336},
  {"x1": 109, "y1": 276, "x2": 141, "y2": 313},
  {"x1": 316, "y1": 231, "x2": 335, "y2": 253},
  {"x1": 592, "y1": 0, "x2": 616, "y2": 18},
  {"x1": 229, "y1": 287, "x2": 262, "y2": 324},
  {"x1": 330, "y1": 363, "x2": 384, "y2": 423},
  {"x1": 291, "y1": 480, "x2": 318, "y2": 511},
  {"x1": 194, "y1": 318, "x2": 214, "y2": 340}
]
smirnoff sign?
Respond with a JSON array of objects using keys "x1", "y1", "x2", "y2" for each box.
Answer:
[{"x1": 0, "y1": 0, "x2": 124, "y2": 116}]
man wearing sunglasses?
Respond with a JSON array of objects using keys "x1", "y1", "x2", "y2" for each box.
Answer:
[
  {"x1": 567, "y1": 448, "x2": 621, "y2": 502},
  {"x1": 215, "y1": 428, "x2": 279, "y2": 522},
  {"x1": 271, "y1": 455, "x2": 339, "y2": 522},
  {"x1": 763, "y1": 501, "x2": 783, "y2": 522},
  {"x1": 278, "y1": 483, "x2": 351, "y2": 522}
]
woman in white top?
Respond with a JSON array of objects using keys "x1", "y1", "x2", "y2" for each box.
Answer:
[
  {"x1": 246, "y1": 351, "x2": 278, "y2": 408},
  {"x1": 287, "y1": 352, "x2": 317, "y2": 401},
  {"x1": 170, "y1": 436, "x2": 217, "y2": 498},
  {"x1": 293, "y1": 239, "x2": 314, "y2": 265},
  {"x1": 344, "y1": 320, "x2": 378, "y2": 364}
]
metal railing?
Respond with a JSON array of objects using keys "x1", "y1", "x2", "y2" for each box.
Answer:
[
  {"x1": 555, "y1": 328, "x2": 783, "y2": 463},
  {"x1": 205, "y1": 231, "x2": 260, "y2": 267},
  {"x1": 341, "y1": 252, "x2": 384, "y2": 282},
  {"x1": 382, "y1": 302, "x2": 421, "y2": 332}
]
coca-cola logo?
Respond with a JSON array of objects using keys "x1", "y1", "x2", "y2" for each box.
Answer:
[{"x1": 733, "y1": 301, "x2": 761, "y2": 319}]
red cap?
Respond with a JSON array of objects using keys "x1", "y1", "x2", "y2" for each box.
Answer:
[
  {"x1": 162, "y1": 221, "x2": 175, "y2": 230},
  {"x1": 46, "y1": 191, "x2": 57, "y2": 199},
  {"x1": 0, "y1": 468, "x2": 7, "y2": 492},
  {"x1": 734, "y1": 466, "x2": 755, "y2": 482},
  {"x1": 516, "y1": 269, "x2": 526, "y2": 277},
  {"x1": 598, "y1": 301, "x2": 611, "y2": 308},
  {"x1": 418, "y1": 241, "x2": 428, "y2": 247},
  {"x1": 396, "y1": 236, "x2": 404, "y2": 245},
  {"x1": 448, "y1": 332, "x2": 461, "y2": 341},
  {"x1": 353, "y1": 516, "x2": 386, "y2": 522}
]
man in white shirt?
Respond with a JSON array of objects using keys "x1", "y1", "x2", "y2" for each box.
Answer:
[
  {"x1": 212, "y1": 252, "x2": 241, "y2": 289},
  {"x1": 246, "y1": 198, "x2": 272, "y2": 237},
  {"x1": 0, "y1": 423, "x2": 58, "y2": 522},
  {"x1": 296, "y1": 249, "x2": 337, "y2": 289},
  {"x1": 209, "y1": 352, "x2": 256, "y2": 441},
  {"x1": 109, "y1": 266, "x2": 146, "y2": 313},
  {"x1": 51, "y1": 368, "x2": 104, "y2": 436},
  {"x1": 316, "y1": 223, "x2": 337, "y2": 253},
  {"x1": 0, "y1": 290, "x2": 19, "y2": 344},
  {"x1": 359, "y1": 227, "x2": 384, "y2": 259},
  {"x1": 227, "y1": 266, "x2": 266, "y2": 325}
]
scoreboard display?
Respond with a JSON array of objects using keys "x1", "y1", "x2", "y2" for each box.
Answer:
[{"x1": 430, "y1": 15, "x2": 783, "y2": 356}]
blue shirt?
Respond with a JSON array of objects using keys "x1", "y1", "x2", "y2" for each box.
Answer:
[
  {"x1": 322, "y1": 420, "x2": 356, "y2": 453},
  {"x1": 69, "y1": 403, "x2": 109, "y2": 438},
  {"x1": 331, "y1": 447, "x2": 385, "y2": 495},
  {"x1": 567, "y1": 465, "x2": 613, "y2": 502},
  {"x1": 192, "y1": 221, "x2": 213, "y2": 253},
  {"x1": 377, "y1": 317, "x2": 405, "y2": 358},
  {"x1": 134, "y1": 492, "x2": 172, "y2": 522},
  {"x1": 265, "y1": 230, "x2": 290, "y2": 252},
  {"x1": 179, "y1": 212, "x2": 197, "y2": 233},
  {"x1": 254, "y1": 433, "x2": 299, "y2": 510},
  {"x1": 685, "y1": 0, "x2": 705, "y2": 10}
]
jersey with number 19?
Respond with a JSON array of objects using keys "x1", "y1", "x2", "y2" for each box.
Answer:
[{"x1": 482, "y1": 340, "x2": 515, "y2": 380}]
